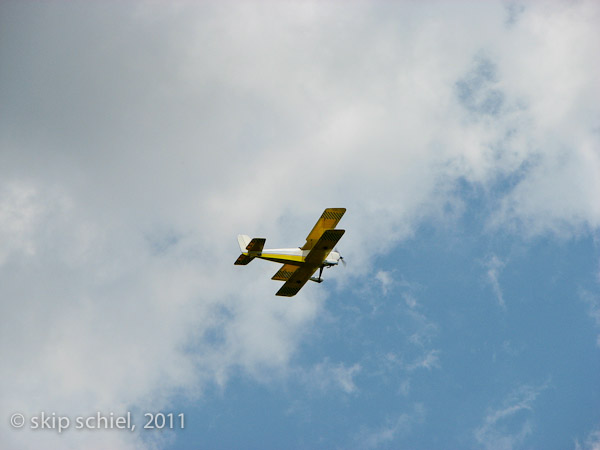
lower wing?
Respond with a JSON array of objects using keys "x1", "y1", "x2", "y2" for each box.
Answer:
[{"x1": 276, "y1": 265, "x2": 319, "y2": 297}]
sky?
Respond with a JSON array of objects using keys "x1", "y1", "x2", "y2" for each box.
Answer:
[{"x1": 1, "y1": 1, "x2": 599, "y2": 449}]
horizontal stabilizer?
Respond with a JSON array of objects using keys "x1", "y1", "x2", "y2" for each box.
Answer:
[{"x1": 234, "y1": 254, "x2": 255, "y2": 265}]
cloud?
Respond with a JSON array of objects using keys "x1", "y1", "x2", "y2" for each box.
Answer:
[
  {"x1": 580, "y1": 289, "x2": 600, "y2": 348},
  {"x1": 503, "y1": 1, "x2": 526, "y2": 27},
  {"x1": 375, "y1": 270, "x2": 394, "y2": 295},
  {"x1": 1, "y1": 0, "x2": 599, "y2": 448},
  {"x1": 356, "y1": 403, "x2": 426, "y2": 449},
  {"x1": 486, "y1": 0, "x2": 600, "y2": 237},
  {"x1": 0, "y1": 182, "x2": 42, "y2": 264},
  {"x1": 455, "y1": 54, "x2": 506, "y2": 117},
  {"x1": 576, "y1": 426, "x2": 600, "y2": 450},
  {"x1": 491, "y1": 145, "x2": 600, "y2": 237},
  {"x1": 403, "y1": 292, "x2": 418, "y2": 309},
  {"x1": 485, "y1": 254, "x2": 506, "y2": 309},
  {"x1": 474, "y1": 382, "x2": 550, "y2": 450},
  {"x1": 406, "y1": 349, "x2": 441, "y2": 372},
  {"x1": 299, "y1": 359, "x2": 362, "y2": 395},
  {"x1": 0, "y1": 179, "x2": 322, "y2": 449}
]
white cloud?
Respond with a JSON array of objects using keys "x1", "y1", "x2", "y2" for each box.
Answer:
[
  {"x1": 406, "y1": 349, "x2": 441, "y2": 372},
  {"x1": 357, "y1": 403, "x2": 426, "y2": 449},
  {"x1": 300, "y1": 359, "x2": 362, "y2": 395},
  {"x1": 474, "y1": 381, "x2": 550, "y2": 450},
  {"x1": 406, "y1": 309, "x2": 439, "y2": 348},
  {"x1": 0, "y1": 180, "x2": 322, "y2": 449},
  {"x1": 580, "y1": 289, "x2": 600, "y2": 348},
  {"x1": 403, "y1": 293, "x2": 418, "y2": 309},
  {"x1": 0, "y1": 182, "x2": 45, "y2": 263},
  {"x1": 1, "y1": 0, "x2": 599, "y2": 448},
  {"x1": 383, "y1": 348, "x2": 441, "y2": 374},
  {"x1": 487, "y1": 1, "x2": 600, "y2": 237},
  {"x1": 575, "y1": 426, "x2": 600, "y2": 450},
  {"x1": 485, "y1": 254, "x2": 506, "y2": 309},
  {"x1": 375, "y1": 270, "x2": 394, "y2": 295}
]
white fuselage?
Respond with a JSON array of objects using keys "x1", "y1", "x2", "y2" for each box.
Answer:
[{"x1": 255, "y1": 248, "x2": 341, "y2": 267}]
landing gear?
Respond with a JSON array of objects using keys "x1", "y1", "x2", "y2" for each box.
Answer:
[{"x1": 310, "y1": 265, "x2": 325, "y2": 283}]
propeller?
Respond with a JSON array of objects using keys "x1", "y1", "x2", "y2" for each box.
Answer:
[{"x1": 335, "y1": 248, "x2": 346, "y2": 267}]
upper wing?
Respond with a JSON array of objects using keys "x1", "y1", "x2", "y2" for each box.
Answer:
[
  {"x1": 301, "y1": 208, "x2": 346, "y2": 250},
  {"x1": 304, "y1": 229, "x2": 345, "y2": 264},
  {"x1": 276, "y1": 229, "x2": 345, "y2": 297}
]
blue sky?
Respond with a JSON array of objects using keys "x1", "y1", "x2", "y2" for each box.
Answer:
[
  {"x1": 176, "y1": 199, "x2": 600, "y2": 449},
  {"x1": 1, "y1": 1, "x2": 599, "y2": 449}
]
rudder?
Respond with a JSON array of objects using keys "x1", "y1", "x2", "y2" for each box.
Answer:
[{"x1": 237, "y1": 235, "x2": 251, "y2": 252}]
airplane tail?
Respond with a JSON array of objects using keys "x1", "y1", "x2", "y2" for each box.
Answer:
[
  {"x1": 234, "y1": 235, "x2": 266, "y2": 265},
  {"x1": 237, "y1": 235, "x2": 251, "y2": 253}
]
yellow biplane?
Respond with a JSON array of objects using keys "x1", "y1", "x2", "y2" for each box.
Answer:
[{"x1": 234, "y1": 208, "x2": 346, "y2": 296}]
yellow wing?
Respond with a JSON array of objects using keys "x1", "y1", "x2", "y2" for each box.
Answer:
[
  {"x1": 304, "y1": 229, "x2": 345, "y2": 264},
  {"x1": 301, "y1": 208, "x2": 346, "y2": 250},
  {"x1": 275, "y1": 265, "x2": 319, "y2": 297},
  {"x1": 277, "y1": 229, "x2": 345, "y2": 297},
  {"x1": 272, "y1": 264, "x2": 299, "y2": 281}
]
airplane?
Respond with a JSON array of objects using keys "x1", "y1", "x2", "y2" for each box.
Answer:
[{"x1": 234, "y1": 208, "x2": 346, "y2": 297}]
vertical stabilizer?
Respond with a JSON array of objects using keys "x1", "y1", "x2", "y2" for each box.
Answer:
[{"x1": 237, "y1": 235, "x2": 251, "y2": 252}]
